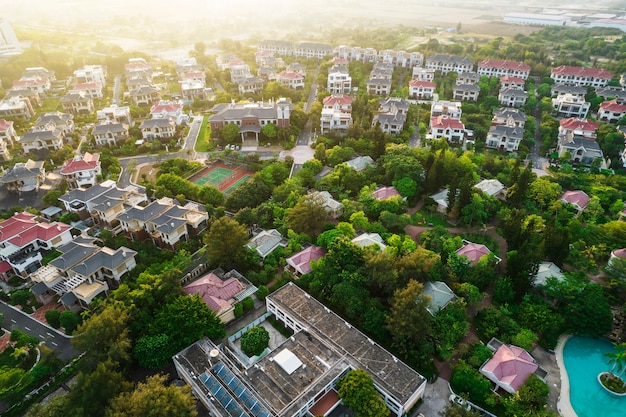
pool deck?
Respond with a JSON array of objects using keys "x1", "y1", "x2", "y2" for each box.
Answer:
[{"x1": 555, "y1": 335, "x2": 577, "y2": 417}]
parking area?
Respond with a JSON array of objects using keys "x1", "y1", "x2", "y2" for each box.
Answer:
[{"x1": 416, "y1": 378, "x2": 451, "y2": 417}]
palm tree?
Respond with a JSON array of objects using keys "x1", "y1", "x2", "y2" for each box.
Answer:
[{"x1": 605, "y1": 342, "x2": 626, "y2": 386}]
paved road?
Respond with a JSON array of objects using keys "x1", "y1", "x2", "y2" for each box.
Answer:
[
  {"x1": 184, "y1": 116, "x2": 203, "y2": 151},
  {"x1": 112, "y1": 74, "x2": 122, "y2": 105},
  {"x1": 409, "y1": 125, "x2": 420, "y2": 148},
  {"x1": 0, "y1": 301, "x2": 79, "y2": 362}
]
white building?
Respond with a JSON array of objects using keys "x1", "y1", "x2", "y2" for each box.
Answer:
[
  {"x1": 550, "y1": 66, "x2": 613, "y2": 88},
  {"x1": 327, "y1": 65, "x2": 352, "y2": 95},
  {"x1": 320, "y1": 95, "x2": 353, "y2": 134},
  {"x1": 552, "y1": 94, "x2": 591, "y2": 118},
  {"x1": 478, "y1": 59, "x2": 531, "y2": 80}
]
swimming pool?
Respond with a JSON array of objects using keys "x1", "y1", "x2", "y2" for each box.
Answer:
[{"x1": 562, "y1": 336, "x2": 625, "y2": 417}]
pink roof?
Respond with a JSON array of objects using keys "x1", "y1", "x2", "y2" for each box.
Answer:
[
  {"x1": 255, "y1": 50, "x2": 272, "y2": 57},
  {"x1": 183, "y1": 273, "x2": 244, "y2": 312},
  {"x1": 13, "y1": 78, "x2": 48, "y2": 87},
  {"x1": 330, "y1": 57, "x2": 349, "y2": 65},
  {"x1": 481, "y1": 344, "x2": 538, "y2": 393},
  {"x1": 456, "y1": 242, "x2": 491, "y2": 265},
  {"x1": 0, "y1": 260, "x2": 11, "y2": 273},
  {"x1": 286, "y1": 245, "x2": 326, "y2": 275},
  {"x1": 0, "y1": 119, "x2": 13, "y2": 131},
  {"x1": 561, "y1": 190, "x2": 590, "y2": 210},
  {"x1": 73, "y1": 82, "x2": 101, "y2": 90},
  {"x1": 500, "y1": 75, "x2": 525, "y2": 85},
  {"x1": 125, "y1": 62, "x2": 151, "y2": 70},
  {"x1": 479, "y1": 59, "x2": 531, "y2": 71},
  {"x1": 612, "y1": 248, "x2": 626, "y2": 259},
  {"x1": 372, "y1": 186, "x2": 401, "y2": 200},
  {"x1": 551, "y1": 65, "x2": 613, "y2": 79},
  {"x1": 430, "y1": 115, "x2": 464, "y2": 130},
  {"x1": 60, "y1": 152, "x2": 100, "y2": 175},
  {"x1": 0, "y1": 213, "x2": 38, "y2": 242},
  {"x1": 150, "y1": 102, "x2": 182, "y2": 113},
  {"x1": 323, "y1": 95, "x2": 353, "y2": 106},
  {"x1": 7, "y1": 222, "x2": 70, "y2": 246},
  {"x1": 182, "y1": 71, "x2": 205, "y2": 79},
  {"x1": 600, "y1": 99, "x2": 626, "y2": 113},
  {"x1": 559, "y1": 117, "x2": 599, "y2": 132},
  {"x1": 409, "y1": 79, "x2": 436, "y2": 88},
  {"x1": 277, "y1": 71, "x2": 304, "y2": 80}
]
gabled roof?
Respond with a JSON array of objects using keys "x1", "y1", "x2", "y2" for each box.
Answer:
[
  {"x1": 499, "y1": 87, "x2": 529, "y2": 98},
  {"x1": 276, "y1": 71, "x2": 304, "y2": 81},
  {"x1": 117, "y1": 200, "x2": 170, "y2": 223},
  {"x1": 560, "y1": 190, "x2": 590, "y2": 210},
  {"x1": 551, "y1": 84, "x2": 587, "y2": 95},
  {"x1": 600, "y1": 99, "x2": 626, "y2": 113},
  {"x1": 453, "y1": 83, "x2": 480, "y2": 92},
  {"x1": 183, "y1": 272, "x2": 245, "y2": 312},
  {"x1": 479, "y1": 59, "x2": 530, "y2": 72},
  {"x1": 351, "y1": 233, "x2": 386, "y2": 250},
  {"x1": 58, "y1": 183, "x2": 115, "y2": 204},
  {"x1": 551, "y1": 65, "x2": 613, "y2": 79},
  {"x1": 322, "y1": 94, "x2": 353, "y2": 106},
  {"x1": 500, "y1": 75, "x2": 526, "y2": 85},
  {"x1": 475, "y1": 179, "x2": 505, "y2": 197},
  {"x1": 247, "y1": 229, "x2": 287, "y2": 258},
  {"x1": 0, "y1": 119, "x2": 14, "y2": 131},
  {"x1": 409, "y1": 79, "x2": 436, "y2": 88},
  {"x1": 286, "y1": 245, "x2": 326, "y2": 276},
  {"x1": 488, "y1": 125, "x2": 524, "y2": 139},
  {"x1": 431, "y1": 115, "x2": 464, "y2": 130},
  {"x1": 70, "y1": 246, "x2": 136, "y2": 277},
  {"x1": 60, "y1": 152, "x2": 100, "y2": 175},
  {"x1": 92, "y1": 122, "x2": 128, "y2": 135},
  {"x1": 559, "y1": 117, "x2": 599, "y2": 133},
  {"x1": 533, "y1": 261, "x2": 566, "y2": 287},
  {"x1": 345, "y1": 155, "x2": 375, "y2": 172},
  {"x1": 150, "y1": 101, "x2": 183, "y2": 114},
  {"x1": 0, "y1": 212, "x2": 70, "y2": 248},
  {"x1": 0, "y1": 160, "x2": 44, "y2": 183},
  {"x1": 140, "y1": 118, "x2": 174, "y2": 129},
  {"x1": 480, "y1": 344, "x2": 538, "y2": 394},
  {"x1": 492, "y1": 108, "x2": 527, "y2": 123}
]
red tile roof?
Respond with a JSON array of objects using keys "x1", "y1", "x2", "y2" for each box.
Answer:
[
  {"x1": 13, "y1": 78, "x2": 48, "y2": 87},
  {"x1": 276, "y1": 71, "x2": 304, "y2": 80},
  {"x1": 559, "y1": 118, "x2": 599, "y2": 132},
  {"x1": 73, "y1": 82, "x2": 101, "y2": 90},
  {"x1": 561, "y1": 190, "x2": 590, "y2": 210},
  {"x1": 60, "y1": 152, "x2": 100, "y2": 175},
  {"x1": 286, "y1": 245, "x2": 326, "y2": 275},
  {"x1": 372, "y1": 186, "x2": 401, "y2": 200},
  {"x1": 0, "y1": 212, "x2": 70, "y2": 247},
  {"x1": 323, "y1": 95, "x2": 353, "y2": 106},
  {"x1": 500, "y1": 75, "x2": 525, "y2": 85},
  {"x1": 409, "y1": 79, "x2": 436, "y2": 88},
  {"x1": 479, "y1": 59, "x2": 531, "y2": 71},
  {"x1": 0, "y1": 260, "x2": 11, "y2": 273},
  {"x1": 330, "y1": 57, "x2": 349, "y2": 65},
  {"x1": 150, "y1": 101, "x2": 182, "y2": 114},
  {"x1": 182, "y1": 71, "x2": 205, "y2": 79},
  {"x1": 0, "y1": 119, "x2": 13, "y2": 131},
  {"x1": 600, "y1": 99, "x2": 626, "y2": 113},
  {"x1": 430, "y1": 115, "x2": 464, "y2": 130},
  {"x1": 183, "y1": 272, "x2": 244, "y2": 312},
  {"x1": 0, "y1": 213, "x2": 38, "y2": 242},
  {"x1": 612, "y1": 248, "x2": 626, "y2": 259},
  {"x1": 551, "y1": 65, "x2": 613, "y2": 79}
]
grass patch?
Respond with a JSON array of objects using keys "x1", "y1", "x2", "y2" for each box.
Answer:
[
  {"x1": 195, "y1": 115, "x2": 212, "y2": 152},
  {"x1": 40, "y1": 98, "x2": 60, "y2": 113},
  {"x1": 410, "y1": 209, "x2": 452, "y2": 228}
]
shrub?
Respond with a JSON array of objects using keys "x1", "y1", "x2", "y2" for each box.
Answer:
[
  {"x1": 242, "y1": 297, "x2": 254, "y2": 312},
  {"x1": 240, "y1": 326, "x2": 270, "y2": 357},
  {"x1": 256, "y1": 285, "x2": 269, "y2": 301},
  {"x1": 233, "y1": 303, "x2": 244, "y2": 318},
  {"x1": 59, "y1": 311, "x2": 81, "y2": 335},
  {"x1": 45, "y1": 310, "x2": 61, "y2": 329}
]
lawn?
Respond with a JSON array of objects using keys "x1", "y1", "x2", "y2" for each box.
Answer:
[
  {"x1": 194, "y1": 115, "x2": 213, "y2": 152},
  {"x1": 410, "y1": 209, "x2": 453, "y2": 228}
]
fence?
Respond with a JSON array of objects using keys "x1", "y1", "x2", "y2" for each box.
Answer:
[{"x1": 226, "y1": 311, "x2": 273, "y2": 368}]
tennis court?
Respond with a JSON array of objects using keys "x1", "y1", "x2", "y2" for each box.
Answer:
[
  {"x1": 223, "y1": 174, "x2": 251, "y2": 195},
  {"x1": 193, "y1": 167, "x2": 235, "y2": 187}
]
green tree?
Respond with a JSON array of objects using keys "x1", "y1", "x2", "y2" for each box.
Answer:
[
  {"x1": 240, "y1": 326, "x2": 270, "y2": 357},
  {"x1": 150, "y1": 294, "x2": 225, "y2": 356},
  {"x1": 386, "y1": 280, "x2": 432, "y2": 352},
  {"x1": 60, "y1": 310, "x2": 82, "y2": 335},
  {"x1": 72, "y1": 304, "x2": 131, "y2": 365},
  {"x1": 45, "y1": 309, "x2": 61, "y2": 328},
  {"x1": 287, "y1": 193, "x2": 332, "y2": 238},
  {"x1": 42, "y1": 189, "x2": 63, "y2": 207},
  {"x1": 337, "y1": 369, "x2": 389, "y2": 417},
  {"x1": 441, "y1": 404, "x2": 481, "y2": 417},
  {"x1": 605, "y1": 342, "x2": 626, "y2": 379},
  {"x1": 220, "y1": 123, "x2": 240, "y2": 143},
  {"x1": 106, "y1": 375, "x2": 197, "y2": 417},
  {"x1": 133, "y1": 334, "x2": 172, "y2": 369},
  {"x1": 450, "y1": 362, "x2": 492, "y2": 404},
  {"x1": 204, "y1": 217, "x2": 249, "y2": 269}
]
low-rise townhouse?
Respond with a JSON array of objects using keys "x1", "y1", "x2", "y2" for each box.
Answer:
[
  {"x1": 0, "y1": 212, "x2": 72, "y2": 278},
  {"x1": 129, "y1": 85, "x2": 160, "y2": 107},
  {"x1": 140, "y1": 118, "x2": 176, "y2": 140},
  {"x1": 60, "y1": 152, "x2": 101, "y2": 189},
  {"x1": 374, "y1": 97, "x2": 409, "y2": 134},
  {"x1": 0, "y1": 119, "x2": 17, "y2": 161},
  {"x1": 209, "y1": 98, "x2": 292, "y2": 143},
  {"x1": 366, "y1": 77, "x2": 392, "y2": 96},
  {"x1": 257, "y1": 39, "x2": 295, "y2": 56},
  {"x1": 175, "y1": 58, "x2": 204, "y2": 76},
  {"x1": 499, "y1": 75, "x2": 526, "y2": 90},
  {"x1": 550, "y1": 65, "x2": 613, "y2": 88},
  {"x1": 287, "y1": 62, "x2": 307, "y2": 76},
  {"x1": 456, "y1": 72, "x2": 481, "y2": 85},
  {"x1": 125, "y1": 58, "x2": 153, "y2": 81},
  {"x1": 257, "y1": 66, "x2": 277, "y2": 81},
  {"x1": 89, "y1": 186, "x2": 147, "y2": 231},
  {"x1": 551, "y1": 84, "x2": 587, "y2": 100},
  {"x1": 150, "y1": 100, "x2": 185, "y2": 125},
  {"x1": 0, "y1": 97, "x2": 35, "y2": 120},
  {"x1": 320, "y1": 94, "x2": 353, "y2": 134},
  {"x1": 425, "y1": 54, "x2": 474, "y2": 75},
  {"x1": 19, "y1": 126, "x2": 65, "y2": 153},
  {"x1": 92, "y1": 122, "x2": 130, "y2": 147},
  {"x1": 12, "y1": 77, "x2": 51, "y2": 96},
  {"x1": 333, "y1": 45, "x2": 377, "y2": 63},
  {"x1": 73, "y1": 64, "x2": 107, "y2": 87},
  {"x1": 492, "y1": 108, "x2": 527, "y2": 128},
  {"x1": 276, "y1": 71, "x2": 305, "y2": 89},
  {"x1": 97, "y1": 105, "x2": 132, "y2": 125},
  {"x1": 498, "y1": 86, "x2": 529, "y2": 108},
  {"x1": 430, "y1": 115, "x2": 465, "y2": 144},
  {"x1": 237, "y1": 76, "x2": 265, "y2": 95},
  {"x1": 552, "y1": 93, "x2": 590, "y2": 118},
  {"x1": 430, "y1": 95, "x2": 462, "y2": 119},
  {"x1": 294, "y1": 42, "x2": 332, "y2": 59},
  {"x1": 486, "y1": 125, "x2": 524, "y2": 152},
  {"x1": 596, "y1": 86, "x2": 626, "y2": 102},
  {"x1": 327, "y1": 65, "x2": 352, "y2": 95},
  {"x1": 61, "y1": 90, "x2": 95, "y2": 115},
  {"x1": 70, "y1": 82, "x2": 103, "y2": 99},
  {"x1": 377, "y1": 49, "x2": 423, "y2": 68},
  {"x1": 409, "y1": 80, "x2": 436, "y2": 99},
  {"x1": 598, "y1": 99, "x2": 626, "y2": 123},
  {"x1": 557, "y1": 133, "x2": 604, "y2": 165},
  {"x1": 5, "y1": 87, "x2": 41, "y2": 107},
  {"x1": 0, "y1": 159, "x2": 45, "y2": 193},
  {"x1": 180, "y1": 80, "x2": 207, "y2": 102},
  {"x1": 478, "y1": 59, "x2": 531, "y2": 79},
  {"x1": 453, "y1": 83, "x2": 480, "y2": 101},
  {"x1": 412, "y1": 67, "x2": 435, "y2": 81},
  {"x1": 30, "y1": 236, "x2": 136, "y2": 310}
]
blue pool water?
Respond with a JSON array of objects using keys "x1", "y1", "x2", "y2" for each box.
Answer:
[{"x1": 562, "y1": 336, "x2": 625, "y2": 417}]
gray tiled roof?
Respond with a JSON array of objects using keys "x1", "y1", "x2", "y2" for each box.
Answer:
[
  {"x1": 426, "y1": 54, "x2": 474, "y2": 66},
  {"x1": 551, "y1": 84, "x2": 586, "y2": 96},
  {"x1": 154, "y1": 217, "x2": 187, "y2": 234},
  {"x1": 454, "y1": 83, "x2": 480, "y2": 92},
  {"x1": 50, "y1": 241, "x2": 100, "y2": 271},
  {"x1": 0, "y1": 160, "x2": 44, "y2": 182},
  {"x1": 373, "y1": 112, "x2": 406, "y2": 126},
  {"x1": 36, "y1": 112, "x2": 72, "y2": 126},
  {"x1": 500, "y1": 87, "x2": 529, "y2": 98},
  {"x1": 117, "y1": 200, "x2": 169, "y2": 223},
  {"x1": 489, "y1": 125, "x2": 524, "y2": 139},
  {"x1": 20, "y1": 128, "x2": 63, "y2": 143},
  {"x1": 378, "y1": 97, "x2": 410, "y2": 110},
  {"x1": 560, "y1": 135, "x2": 602, "y2": 151},
  {"x1": 58, "y1": 184, "x2": 113, "y2": 203},
  {"x1": 71, "y1": 246, "x2": 136, "y2": 277},
  {"x1": 92, "y1": 122, "x2": 128, "y2": 134},
  {"x1": 493, "y1": 108, "x2": 527, "y2": 122},
  {"x1": 139, "y1": 118, "x2": 174, "y2": 129}
]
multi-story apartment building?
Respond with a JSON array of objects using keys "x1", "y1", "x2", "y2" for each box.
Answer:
[
  {"x1": 327, "y1": 65, "x2": 352, "y2": 95},
  {"x1": 552, "y1": 93, "x2": 590, "y2": 118},
  {"x1": 320, "y1": 95, "x2": 353, "y2": 134},
  {"x1": 425, "y1": 54, "x2": 474, "y2": 75},
  {"x1": 550, "y1": 66, "x2": 613, "y2": 88},
  {"x1": 477, "y1": 59, "x2": 531, "y2": 79}
]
